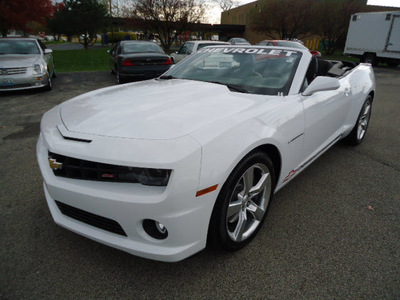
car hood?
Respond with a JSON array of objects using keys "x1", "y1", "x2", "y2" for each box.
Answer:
[
  {"x1": 60, "y1": 79, "x2": 268, "y2": 140},
  {"x1": 0, "y1": 55, "x2": 42, "y2": 67}
]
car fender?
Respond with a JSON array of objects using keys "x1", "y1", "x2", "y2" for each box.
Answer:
[
  {"x1": 191, "y1": 94, "x2": 305, "y2": 196},
  {"x1": 342, "y1": 64, "x2": 375, "y2": 136}
]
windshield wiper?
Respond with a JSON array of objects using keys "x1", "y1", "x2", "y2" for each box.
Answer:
[
  {"x1": 159, "y1": 75, "x2": 176, "y2": 80},
  {"x1": 208, "y1": 81, "x2": 248, "y2": 93}
]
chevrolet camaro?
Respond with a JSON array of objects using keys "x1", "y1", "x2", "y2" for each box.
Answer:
[{"x1": 37, "y1": 46, "x2": 375, "y2": 262}]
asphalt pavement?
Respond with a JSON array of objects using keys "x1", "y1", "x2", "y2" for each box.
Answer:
[{"x1": 1, "y1": 68, "x2": 399, "y2": 299}]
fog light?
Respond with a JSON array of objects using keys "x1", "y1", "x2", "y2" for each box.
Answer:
[
  {"x1": 156, "y1": 222, "x2": 167, "y2": 234},
  {"x1": 143, "y1": 219, "x2": 168, "y2": 240}
]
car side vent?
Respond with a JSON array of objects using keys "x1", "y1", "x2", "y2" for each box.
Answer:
[
  {"x1": 63, "y1": 136, "x2": 92, "y2": 143},
  {"x1": 56, "y1": 126, "x2": 92, "y2": 143}
]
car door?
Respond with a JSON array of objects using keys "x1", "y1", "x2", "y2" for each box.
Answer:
[
  {"x1": 37, "y1": 39, "x2": 54, "y2": 75},
  {"x1": 109, "y1": 42, "x2": 119, "y2": 72},
  {"x1": 299, "y1": 64, "x2": 353, "y2": 167},
  {"x1": 171, "y1": 42, "x2": 194, "y2": 63}
]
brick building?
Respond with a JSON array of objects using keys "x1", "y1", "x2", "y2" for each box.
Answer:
[{"x1": 220, "y1": 1, "x2": 397, "y2": 50}]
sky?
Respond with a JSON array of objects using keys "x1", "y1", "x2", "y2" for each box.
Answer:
[
  {"x1": 208, "y1": 0, "x2": 400, "y2": 23},
  {"x1": 52, "y1": 0, "x2": 400, "y2": 24}
]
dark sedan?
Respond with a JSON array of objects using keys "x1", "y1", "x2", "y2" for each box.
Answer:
[{"x1": 108, "y1": 41, "x2": 173, "y2": 83}]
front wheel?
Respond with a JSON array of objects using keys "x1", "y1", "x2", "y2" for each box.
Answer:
[
  {"x1": 343, "y1": 96, "x2": 372, "y2": 145},
  {"x1": 44, "y1": 74, "x2": 52, "y2": 91},
  {"x1": 208, "y1": 151, "x2": 275, "y2": 251}
]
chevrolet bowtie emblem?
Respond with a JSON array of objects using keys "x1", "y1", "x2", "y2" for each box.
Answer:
[{"x1": 49, "y1": 158, "x2": 63, "y2": 170}]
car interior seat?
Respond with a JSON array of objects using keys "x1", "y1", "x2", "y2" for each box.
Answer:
[
  {"x1": 316, "y1": 59, "x2": 334, "y2": 77},
  {"x1": 305, "y1": 56, "x2": 318, "y2": 84}
]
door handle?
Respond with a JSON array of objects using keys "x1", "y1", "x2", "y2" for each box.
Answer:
[{"x1": 344, "y1": 88, "x2": 351, "y2": 96}]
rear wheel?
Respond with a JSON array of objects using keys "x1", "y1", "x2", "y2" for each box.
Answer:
[
  {"x1": 208, "y1": 151, "x2": 275, "y2": 251},
  {"x1": 387, "y1": 61, "x2": 399, "y2": 68},
  {"x1": 116, "y1": 69, "x2": 125, "y2": 84},
  {"x1": 343, "y1": 96, "x2": 372, "y2": 145},
  {"x1": 362, "y1": 53, "x2": 378, "y2": 66}
]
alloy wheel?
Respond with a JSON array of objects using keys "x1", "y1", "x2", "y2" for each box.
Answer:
[{"x1": 226, "y1": 163, "x2": 271, "y2": 242}]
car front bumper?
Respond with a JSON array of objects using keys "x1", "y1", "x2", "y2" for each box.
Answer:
[
  {"x1": 0, "y1": 72, "x2": 49, "y2": 91},
  {"x1": 37, "y1": 121, "x2": 217, "y2": 262}
]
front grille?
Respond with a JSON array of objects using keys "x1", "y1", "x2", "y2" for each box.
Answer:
[
  {"x1": 55, "y1": 201, "x2": 127, "y2": 236},
  {"x1": 49, "y1": 152, "x2": 140, "y2": 183},
  {"x1": 1, "y1": 67, "x2": 27, "y2": 75}
]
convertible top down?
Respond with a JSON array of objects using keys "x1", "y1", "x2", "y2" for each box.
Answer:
[{"x1": 37, "y1": 46, "x2": 375, "y2": 261}]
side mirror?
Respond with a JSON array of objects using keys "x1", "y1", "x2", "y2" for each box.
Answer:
[
  {"x1": 302, "y1": 76, "x2": 340, "y2": 96},
  {"x1": 175, "y1": 51, "x2": 178, "y2": 54},
  {"x1": 44, "y1": 49, "x2": 53, "y2": 54}
]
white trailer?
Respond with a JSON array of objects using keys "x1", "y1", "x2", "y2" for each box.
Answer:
[{"x1": 344, "y1": 11, "x2": 400, "y2": 67}]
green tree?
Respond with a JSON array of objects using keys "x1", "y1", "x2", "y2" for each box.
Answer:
[
  {"x1": 311, "y1": 0, "x2": 364, "y2": 54},
  {"x1": 125, "y1": 0, "x2": 206, "y2": 51},
  {"x1": 48, "y1": 0, "x2": 109, "y2": 49},
  {"x1": 249, "y1": 0, "x2": 317, "y2": 40}
]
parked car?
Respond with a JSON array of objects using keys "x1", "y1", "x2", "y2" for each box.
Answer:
[
  {"x1": 38, "y1": 45, "x2": 375, "y2": 262},
  {"x1": 228, "y1": 37, "x2": 251, "y2": 45},
  {"x1": 0, "y1": 38, "x2": 55, "y2": 91},
  {"x1": 171, "y1": 40, "x2": 230, "y2": 63},
  {"x1": 258, "y1": 40, "x2": 322, "y2": 57},
  {"x1": 108, "y1": 40, "x2": 173, "y2": 83}
]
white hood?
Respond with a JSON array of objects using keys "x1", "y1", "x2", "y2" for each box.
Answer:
[{"x1": 60, "y1": 79, "x2": 266, "y2": 140}]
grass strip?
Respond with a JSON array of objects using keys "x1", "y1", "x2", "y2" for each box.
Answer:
[{"x1": 53, "y1": 48, "x2": 111, "y2": 72}]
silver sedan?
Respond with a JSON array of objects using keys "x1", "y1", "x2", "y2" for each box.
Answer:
[{"x1": 0, "y1": 38, "x2": 55, "y2": 91}]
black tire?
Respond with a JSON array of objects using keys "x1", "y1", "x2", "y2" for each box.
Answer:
[
  {"x1": 44, "y1": 74, "x2": 52, "y2": 91},
  {"x1": 362, "y1": 53, "x2": 378, "y2": 67},
  {"x1": 208, "y1": 151, "x2": 275, "y2": 251},
  {"x1": 116, "y1": 69, "x2": 126, "y2": 84},
  {"x1": 110, "y1": 65, "x2": 115, "y2": 74},
  {"x1": 387, "y1": 61, "x2": 399, "y2": 68},
  {"x1": 343, "y1": 96, "x2": 372, "y2": 146}
]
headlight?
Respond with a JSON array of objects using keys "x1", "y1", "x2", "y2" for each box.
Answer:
[
  {"x1": 135, "y1": 168, "x2": 171, "y2": 186},
  {"x1": 120, "y1": 168, "x2": 171, "y2": 186},
  {"x1": 33, "y1": 63, "x2": 45, "y2": 75}
]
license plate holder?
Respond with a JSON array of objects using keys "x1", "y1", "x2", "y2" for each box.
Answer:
[{"x1": 0, "y1": 79, "x2": 14, "y2": 86}]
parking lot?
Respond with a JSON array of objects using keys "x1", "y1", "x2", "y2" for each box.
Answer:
[{"x1": 1, "y1": 68, "x2": 399, "y2": 299}]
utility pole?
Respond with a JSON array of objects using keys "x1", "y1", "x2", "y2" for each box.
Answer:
[{"x1": 109, "y1": 0, "x2": 114, "y2": 44}]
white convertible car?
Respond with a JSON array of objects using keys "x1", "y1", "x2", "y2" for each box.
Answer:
[{"x1": 37, "y1": 46, "x2": 375, "y2": 262}]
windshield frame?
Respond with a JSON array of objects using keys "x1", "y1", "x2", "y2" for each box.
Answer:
[{"x1": 162, "y1": 46, "x2": 302, "y2": 96}]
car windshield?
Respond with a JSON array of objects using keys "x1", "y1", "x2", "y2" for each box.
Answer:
[
  {"x1": 275, "y1": 41, "x2": 306, "y2": 50},
  {"x1": 123, "y1": 42, "x2": 164, "y2": 54},
  {"x1": 234, "y1": 38, "x2": 248, "y2": 43},
  {"x1": 197, "y1": 43, "x2": 227, "y2": 50},
  {"x1": 161, "y1": 47, "x2": 302, "y2": 96},
  {"x1": 0, "y1": 40, "x2": 40, "y2": 55}
]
